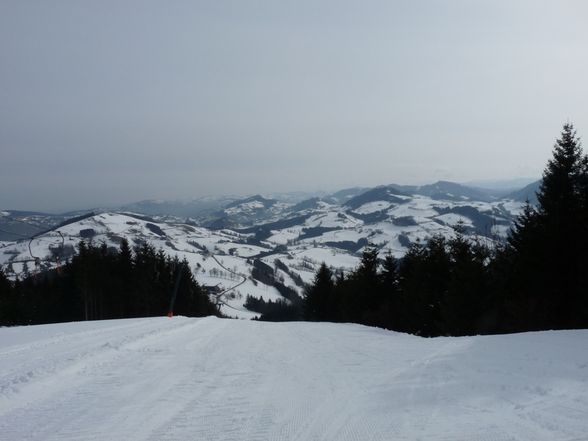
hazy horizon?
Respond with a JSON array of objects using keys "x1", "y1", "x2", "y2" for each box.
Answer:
[
  {"x1": 2, "y1": 1, "x2": 587, "y2": 212},
  {"x1": 1, "y1": 175, "x2": 541, "y2": 214}
]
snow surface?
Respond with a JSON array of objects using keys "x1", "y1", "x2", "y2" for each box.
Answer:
[
  {"x1": 224, "y1": 201, "x2": 265, "y2": 215},
  {"x1": 353, "y1": 201, "x2": 391, "y2": 214},
  {"x1": 434, "y1": 213, "x2": 474, "y2": 227},
  {"x1": 1, "y1": 317, "x2": 587, "y2": 441}
]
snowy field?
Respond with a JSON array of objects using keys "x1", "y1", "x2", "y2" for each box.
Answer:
[{"x1": 1, "y1": 317, "x2": 587, "y2": 440}]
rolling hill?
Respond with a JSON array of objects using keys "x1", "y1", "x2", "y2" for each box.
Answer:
[{"x1": 1, "y1": 180, "x2": 536, "y2": 316}]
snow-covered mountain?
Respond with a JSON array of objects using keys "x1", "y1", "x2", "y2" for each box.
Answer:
[{"x1": 1, "y1": 180, "x2": 533, "y2": 317}]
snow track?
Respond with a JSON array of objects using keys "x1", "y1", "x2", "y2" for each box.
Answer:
[{"x1": 1, "y1": 318, "x2": 587, "y2": 440}]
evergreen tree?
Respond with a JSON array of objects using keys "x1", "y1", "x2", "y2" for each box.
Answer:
[
  {"x1": 381, "y1": 254, "x2": 399, "y2": 292},
  {"x1": 376, "y1": 254, "x2": 400, "y2": 329},
  {"x1": 537, "y1": 124, "x2": 588, "y2": 327},
  {"x1": 537, "y1": 124, "x2": 585, "y2": 218},
  {"x1": 350, "y1": 245, "x2": 381, "y2": 324},
  {"x1": 398, "y1": 237, "x2": 449, "y2": 336},
  {"x1": 116, "y1": 239, "x2": 133, "y2": 317},
  {"x1": 442, "y1": 232, "x2": 490, "y2": 335},
  {"x1": 502, "y1": 202, "x2": 545, "y2": 330},
  {"x1": 0, "y1": 268, "x2": 16, "y2": 325},
  {"x1": 303, "y1": 263, "x2": 334, "y2": 321},
  {"x1": 507, "y1": 123, "x2": 588, "y2": 329}
]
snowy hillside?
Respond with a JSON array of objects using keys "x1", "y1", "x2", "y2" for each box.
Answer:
[
  {"x1": 1, "y1": 207, "x2": 524, "y2": 317},
  {"x1": 0, "y1": 317, "x2": 586, "y2": 440},
  {"x1": 1, "y1": 181, "x2": 529, "y2": 316},
  {"x1": 0, "y1": 212, "x2": 302, "y2": 319}
]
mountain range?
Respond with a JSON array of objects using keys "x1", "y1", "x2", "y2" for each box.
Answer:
[{"x1": 1, "y1": 179, "x2": 540, "y2": 317}]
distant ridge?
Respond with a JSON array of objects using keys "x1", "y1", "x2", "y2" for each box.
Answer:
[
  {"x1": 506, "y1": 180, "x2": 541, "y2": 204},
  {"x1": 224, "y1": 195, "x2": 277, "y2": 210},
  {"x1": 344, "y1": 186, "x2": 409, "y2": 210},
  {"x1": 416, "y1": 180, "x2": 496, "y2": 202}
]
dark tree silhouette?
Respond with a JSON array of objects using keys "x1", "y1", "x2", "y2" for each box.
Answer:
[
  {"x1": 505, "y1": 123, "x2": 588, "y2": 329},
  {"x1": 303, "y1": 263, "x2": 334, "y2": 321},
  {"x1": 0, "y1": 240, "x2": 220, "y2": 326}
]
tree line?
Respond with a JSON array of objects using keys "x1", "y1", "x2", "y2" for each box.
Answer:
[
  {"x1": 0, "y1": 240, "x2": 219, "y2": 326},
  {"x1": 2, "y1": 124, "x2": 586, "y2": 334},
  {"x1": 279, "y1": 123, "x2": 588, "y2": 335}
]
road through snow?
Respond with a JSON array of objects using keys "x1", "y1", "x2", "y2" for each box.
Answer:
[{"x1": 1, "y1": 317, "x2": 587, "y2": 440}]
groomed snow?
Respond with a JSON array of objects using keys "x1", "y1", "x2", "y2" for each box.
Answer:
[{"x1": 1, "y1": 317, "x2": 587, "y2": 440}]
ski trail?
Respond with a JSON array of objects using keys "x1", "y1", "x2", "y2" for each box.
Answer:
[
  {"x1": 209, "y1": 253, "x2": 248, "y2": 312},
  {"x1": 0, "y1": 317, "x2": 201, "y2": 414},
  {"x1": 0, "y1": 317, "x2": 225, "y2": 440},
  {"x1": 0, "y1": 319, "x2": 587, "y2": 440}
]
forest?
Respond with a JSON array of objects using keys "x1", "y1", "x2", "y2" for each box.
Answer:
[{"x1": 0, "y1": 240, "x2": 219, "y2": 326}]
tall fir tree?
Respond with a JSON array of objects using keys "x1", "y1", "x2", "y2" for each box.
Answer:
[
  {"x1": 376, "y1": 254, "x2": 401, "y2": 329},
  {"x1": 442, "y1": 231, "x2": 490, "y2": 335},
  {"x1": 0, "y1": 268, "x2": 15, "y2": 325},
  {"x1": 303, "y1": 263, "x2": 334, "y2": 321},
  {"x1": 354, "y1": 245, "x2": 381, "y2": 323},
  {"x1": 507, "y1": 123, "x2": 588, "y2": 329}
]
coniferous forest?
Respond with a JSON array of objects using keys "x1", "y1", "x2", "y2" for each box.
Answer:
[
  {"x1": 1, "y1": 124, "x2": 587, "y2": 335},
  {"x1": 0, "y1": 240, "x2": 219, "y2": 326}
]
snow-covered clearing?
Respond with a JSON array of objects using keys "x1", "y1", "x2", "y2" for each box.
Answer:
[
  {"x1": 434, "y1": 213, "x2": 474, "y2": 227},
  {"x1": 1, "y1": 317, "x2": 587, "y2": 440},
  {"x1": 353, "y1": 201, "x2": 391, "y2": 214}
]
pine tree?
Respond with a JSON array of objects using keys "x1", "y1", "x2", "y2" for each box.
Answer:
[
  {"x1": 378, "y1": 254, "x2": 400, "y2": 329},
  {"x1": 538, "y1": 124, "x2": 587, "y2": 327},
  {"x1": 0, "y1": 268, "x2": 15, "y2": 325},
  {"x1": 537, "y1": 123, "x2": 585, "y2": 219},
  {"x1": 117, "y1": 239, "x2": 133, "y2": 317},
  {"x1": 381, "y1": 254, "x2": 399, "y2": 291},
  {"x1": 507, "y1": 123, "x2": 588, "y2": 329},
  {"x1": 303, "y1": 263, "x2": 334, "y2": 321},
  {"x1": 398, "y1": 237, "x2": 449, "y2": 336},
  {"x1": 441, "y1": 231, "x2": 490, "y2": 335},
  {"x1": 355, "y1": 245, "x2": 380, "y2": 313}
]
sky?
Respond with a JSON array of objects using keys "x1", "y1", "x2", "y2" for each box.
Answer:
[{"x1": 1, "y1": 0, "x2": 588, "y2": 212}]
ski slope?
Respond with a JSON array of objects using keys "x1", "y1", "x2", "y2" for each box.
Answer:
[{"x1": 1, "y1": 317, "x2": 587, "y2": 440}]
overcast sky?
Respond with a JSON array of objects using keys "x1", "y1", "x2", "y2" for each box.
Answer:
[{"x1": 1, "y1": 1, "x2": 587, "y2": 212}]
